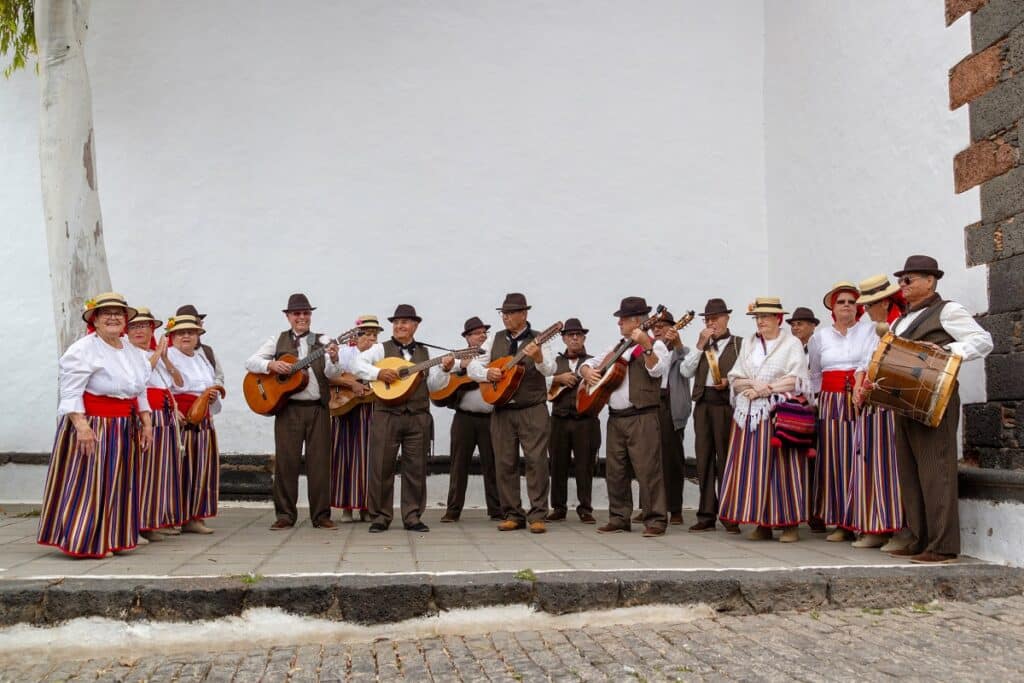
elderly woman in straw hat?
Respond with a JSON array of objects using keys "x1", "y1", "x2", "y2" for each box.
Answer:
[
  {"x1": 718, "y1": 297, "x2": 810, "y2": 542},
  {"x1": 127, "y1": 308, "x2": 188, "y2": 541},
  {"x1": 37, "y1": 293, "x2": 154, "y2": 558},
  {"x1": 807, "y1": 281, "x2": 875, "y2": 543},
  {"x1": 331, "y1": 314, "x2": 382, "y2": 522},
  {"x1": 166, "y1": 312, "x2": 223, "y2": 534},
  {"x1": 845, "y1": 274, "x2": 909, "y2": 551}
]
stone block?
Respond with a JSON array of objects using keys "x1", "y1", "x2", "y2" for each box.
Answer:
[
  {"x1": 933, "y1": 564, "x2": 1024, "y2": 600},
  {"x1": 824, "y1": 568, "x2": 937, "y2": 608},
  {"x1": 617, "y1": 571, "x2": 748, "y2": 614},
  {"x1": 0, "y1": 581, "x2": 44, "y2": 626},
  {"x1": 731, "y1": 570, "x2": 828, "y2": 614},
  {"x1": 1008, "y1": 22, "x2": 1024, "y2": 71},
  {"x1": 964, "y1": 402, "x2": 1004, "y2": 447},
  {"x1": 971, "y1": 73, "x2": 1024, "y2": 141},
  {"x1": 533, "y1": 572, "x2": 618, "y2": 615},
  {"x1": 948, "y1": 0, "x2": 989, "y2": 27},
  {"x1": 955, "y1": 137, "x2": 1017, "y2": 192},
  {"x1": 987, "y1": 352, "x2": 1024, "y2": 401},
  {"x1": 975, "y1": 446, "x2": 1012, "y2": 468},
  {"x1": 972, "y1": 0, "x2": 1024, "y2": 52},
  {"x1": 244, "y1": 576, "x2": 338, "y2": 617},
  {"x1": 136, "y1": 578, "x2": 247, "y2": 622},
  {"x1": 967, "y1": 214, "x2": 1024, "y2": 267},
  {"x1": 335, "y1": 575, "x2": 434, "y2": 624},
  {"x1": 950, "y1": 41, "x2": 1005, "y2": 110},
  {"x1": 41, "y1": 580, "x2": 138, "y2": 624},
  {"x1": 978, "y1": 311, "x2": 1024, "y2": 353},
  {"x1": 431, "y1": 573, "x2": 532, "y2": 611},
  {"x1": 987, "y1": 252, "x2": 1024, "y2": 312}
]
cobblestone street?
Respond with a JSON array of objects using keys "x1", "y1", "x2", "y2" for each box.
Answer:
[{"x1": 2, "y1": 595, "x2": 1023, "y2": 682}]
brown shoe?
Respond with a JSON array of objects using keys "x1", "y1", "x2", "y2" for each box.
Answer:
[
  {"x1": 269, "y1": 519, "x2": 294, "y2": 531},
  {"x1": 669, "y1": 513, "x2": 684, "y2": 526},
  {"x1": 498, "y1": 519, "x2": 524, "y2": 531},
  {"x1": 888, "y1": 547, "x2": 919, "y2": 557},
  {"x1": 529, "y1": 521, "x2": 546, "y2": 534},
  {"x1": 747, "y1": 525, "x2": 773, "y2": 541},
  {"x1": 579, "y1": 512, "x2": 597, "y2": 524},
  {"x1": 315, "y1": 519, "x2": 338, "y2": 529},
  {"x1": 545, "y1": 510, "x2": 567, "y2": 522},
  {"x1": 642, "y1": 526, "x2": 666, "y2": 538},
  {"x1": 440, "y1": 514, "x2": 459, "y2": 523},
  {"x1": 688, "y1": 520, "x2": 716, "y2": 532},
  {"x1": 597, "y1": 523, "x2": 628, "y2": 534},
  {"x1": 723, "y1": 522, "x2": 741, "y2": 534},
  {"x1": 909, "y1": 551, "x2": 958, "y2": 564},
  {"x1": 632, "y1": 511, "x2": 644, "y2": 523}
]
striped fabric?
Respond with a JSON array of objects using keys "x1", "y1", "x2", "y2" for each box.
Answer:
[
  {"x1": 37, "y1": 415, "x2": 140, "y2": 558},
  {"x1": 180, "y1": 416, "x2": 219, "y2": 521},
  {"x1": 139, "y1": 404, "x2": 185, "y2": 530},
  {"x1": 843, "y1": 405, "x2": 904, "y2": 534},
  {"x1": 331, "y1": 403, "x2": 372, "y2": 510},
  {"x1": 719, "y1": 418, "x2": 808, "y2": 527},
  {"x1": 813, "y1": 390, "x2": 856, "y2": 526}
]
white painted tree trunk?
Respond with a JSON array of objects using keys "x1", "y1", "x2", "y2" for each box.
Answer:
[{"x1": 35, "y1": 0, "x2": 111, "y2": 355}]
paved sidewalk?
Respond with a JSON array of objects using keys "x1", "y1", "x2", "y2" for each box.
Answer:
[
  {"x1": 2, "y1": 506, "x2": 935, "y2": 579},
  {"x1": 3, "y1": 595, "x2": 1024, "y2": 681}
]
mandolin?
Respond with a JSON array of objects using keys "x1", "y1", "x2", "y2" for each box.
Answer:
[
  {"x1": 575, "y1": 306, "x2": 669, "y2": 417},
  {"x1": 328, "y1": 373, "x2": 374, "y2": 417},
  {"x1": 479, "y1": 322, "x2": 564, "y2": 405},
  {"x1": 370, "y1": 347, "x2": 484, "y2": 405},
  {"x1": 429, "y1": 372, "x2": 478, "y2": 407},
  {"x1": 243, "y1": 326, "x2": 361, "y2": 416},
  {"x1": 186, "y1": 385, "x2": 227, "y2": 425}
]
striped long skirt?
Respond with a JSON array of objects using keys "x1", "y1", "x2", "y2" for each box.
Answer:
[
  {"x1": 843, "y1": 406, "x2": 904, "y2": 534},
  {"x1": 37, "y1": 415, "x2": 140, "y2": 558},
  {"x1": 180, "y1": 417, "x2": 219, "y2": 521},
  {"x1": 718, "y1": 418, "x2": 808, "y2": 527},
  {"x1": 139, "y1": 405, "x2": 185, "y2": 530},
  {"x1": 331, "y1": 403, "x2": 372, "y2": 510},
  {"x1": 813, "y1": 391, "x2": 857, "y2": 526}
]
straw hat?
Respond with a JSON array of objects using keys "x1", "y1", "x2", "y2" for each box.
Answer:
[
  {"x1": 165, "y1": 313, "x2": 205, "y2": 335},
  {"x1": 82, "y1": 292, "x2": 137, "y2": 324},
  {"x1": 856, "y1": 274, "x2": 901, "y2": 305},
  {"x1": 355, "y1": 314, "x2": 384, "y2": 331},
  {"x1": 128, "y1": 307, "x2": 163, "y2": 328},
  {"x1": 746, "y1": 297, "x2": 788, "y2": 316},
  {"x1": 822, "y1": 281, "x2": 860, "y2": 310}
]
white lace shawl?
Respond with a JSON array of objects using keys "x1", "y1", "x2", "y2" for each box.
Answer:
[{"x1": 727, "y1": 328, "x2": 809, "y2": 427}]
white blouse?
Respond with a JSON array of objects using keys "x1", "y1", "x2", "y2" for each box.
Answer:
[
  {"x1": 808, "y1": 317, "x2": 875, "y2": 394},
  {"x1": 58, "y1": 334, "x2": 153, "y2": 416},
  {"x1": 168, "y1": 346, "x2": 221, "y2": 415}
]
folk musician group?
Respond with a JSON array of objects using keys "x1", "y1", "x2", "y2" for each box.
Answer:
[{"x1": 36, "y1": 254, "x2": 992, "y2": 566}]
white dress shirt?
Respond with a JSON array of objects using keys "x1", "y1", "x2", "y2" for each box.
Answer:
[
  {"x1": 466, "y1": 329, "x2": 557, "y2": 383},
  {"x1": 892, "y1": 301, "x2": 993, "y2": 361},
  {"x1": 352, "y1": 341, "x2": 450, "y2": 392},
  {"x1": 807, "y1": 317, "x2": 875, "y2": 394},
  {"x1": 679, "y1": 334, "x2": 732, "y2": 385},
  {"x1": 168, "y1": 347, "x2": 222, "y2": 415},
  {"x1": 453, "y1": 340, "x2": 493, "y2": 414},
  {"x1": 245, "y1": 332, "x2": 346, "y2": 402},
  {"x1": 58, "y1": 334, "x2": 152, "y2": 416},
  {"x1": 582, "y1": 339, "x2": 670, "y2": 411}
]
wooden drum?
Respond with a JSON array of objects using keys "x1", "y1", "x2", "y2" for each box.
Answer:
[{"x1": 865, "y1": 332, "x2": 961, "y2": 428}]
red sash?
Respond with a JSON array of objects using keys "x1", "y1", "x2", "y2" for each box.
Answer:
[
  {"x1": 83, "y1": 392, "x2": 138, "y2": 418},
  {"x1": 174, "y1": 392, "x2": 201, "y2": 417},
  {"x1": 147, "y1": 388, "x2": 173, "y2": 411},
  {"x1": 821, "y1": 369, "x2": 856, "y2": 393}
]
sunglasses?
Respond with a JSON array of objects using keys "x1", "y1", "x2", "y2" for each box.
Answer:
[
  {"x1": 899, "y1": 275, "x2": 923, "y2": 286},
  {"x1": 835, "y1": 299, "x2": 857, "y2": 306}
]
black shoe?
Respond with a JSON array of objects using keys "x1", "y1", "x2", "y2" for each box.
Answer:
[
  {"x1": 368, "y1": 523, "x2": 387, "y2": 533},
  {"x1": 405, "y1": 522, "x2": 430, "y2": 532}
]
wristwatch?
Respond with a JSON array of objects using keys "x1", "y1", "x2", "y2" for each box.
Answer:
[{"x1": 643, "y1": 348, "x2": 654, "y2": 357}]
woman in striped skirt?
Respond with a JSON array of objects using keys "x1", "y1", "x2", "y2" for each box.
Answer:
[
  {"x1": 807, "y1": 282, "x2": 875, "y2": 542},
  {"x1": 166, "y1": 313, "x2": 222, "y2": 534},
  {"x1": 127, "y1": 308, "x2": 186, "y2": 541},
  {"x1": 331, "y1": 315, "x2": 382, "y2": 521},
  {"x1": 848, "y1": 274, "x2": 907, "y2": 550},
  {"x1": 37, "y1": 293, "x2": 154, "y2": 558},
  {"x1": 719, "y1": 297, "x2": 811, "y2": 542}
]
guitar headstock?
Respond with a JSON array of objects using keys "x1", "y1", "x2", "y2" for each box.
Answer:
[
  {"x1": 640, "y1": 305, "x2": 669, "y2": 331},
  {"x1": 534, "y1": 321, "x2": 564, "y2": 345},
  {"x1": 336, "y1": 326, "x2": 362, "y2": 344},
  {"x1": 673, "y1": 310, "x2": 696, "y2": 331}
]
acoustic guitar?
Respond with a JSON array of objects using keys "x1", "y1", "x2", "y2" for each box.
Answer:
[
  {"x1": 243, "y1": 326, "x2": 361, "y2": 416},
  {"x1": 370, "y1": 347, "x2": 484, "y2": 405},
  {"x1": 429, "y1": 372, "x2": 477, "y2": 407},
  {"x1": 328, "y1": 373, "x2": 374, "y2": 417},
  {"x1": 479, "y1": 322, "x2": 564, "y2": 405}
]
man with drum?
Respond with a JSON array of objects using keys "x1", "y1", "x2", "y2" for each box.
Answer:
[{"x1": 862, "y1": 255, "x2": 991, "y2": 564}]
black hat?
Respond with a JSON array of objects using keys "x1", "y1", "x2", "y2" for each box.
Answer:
[
  {"x1": 175, "y1": 304, "x2": 206, "y2": 320},
  {"x1": 496, "y1": 292, "x2": 531, "y2": 312},
  {"x1": 700, "y1": 298, "x2": 732, "y2": 317},
  {"x1": 282, "y1": 293, "x2": 316, "y2": 313},
  {"x1": 657, "y1": 310, "x2": 676, "y2": 326},
  {"x1": 786, "y1": 307, "x2": 820, "y2": 325},
  {"x1": 388, "y1": 304, "x2": 422, "y2": 322},
  {"x1": 613, "y1": 296, "x2": 652, "y2": 318},
  {"x1": 462, "y1": 316, "x2": 491, "y2": 336},
  {"x1": 561, "y1": 318, "x2": 589, "y2": 335},
  {"x1": 894, "y1": 254, "x2": 944, "y2": 280}
]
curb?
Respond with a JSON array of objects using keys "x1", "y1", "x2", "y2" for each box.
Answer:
[{"x1": 1, "y1": 565, "x2": 1022, "y2": 626}]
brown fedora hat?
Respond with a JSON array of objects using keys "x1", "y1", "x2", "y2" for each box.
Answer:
[
  {"x1": 388, "y1": 304, "x2": 422, "y2": 322},
  {"x1": 700, "y1": 298, "x2": 732, "y2": 317},
  {"x1": 786, "y1": 307, "x2": 820, "y2": 325},
  {"x1": 462, "y1": 316, "x2": 491, "y2": 336},
  {"x1": 894, "y1": 254, "x2": 944, "y2": 279},
  {"x1": 175, "y1": 304, "x2": 206, "y2": 320},
  {"x1": 561, "y1": 317, "x2": 589, "y2": 335},
  {"x1": 282, "y1": 293, "x2": 316, "y2": 313},
  {"x1": 613, "y1": 296, "x2": 652, "y2": 318},
  {"x1": 496, "y1": 292, "x2": 531, "y2": 312}
]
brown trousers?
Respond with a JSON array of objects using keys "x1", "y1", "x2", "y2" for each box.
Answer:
[
  {"x1": 491, "y1": 402, "x2": 550, "y2": 523},
  {"x1": 367, "y1": 410, "x2": 432, "y2": 528},
  {"x1": 447, "y1": 410, "x2": 501, "y2": 518},
  {"x1": 606, "y1": 410, "x2": 666, "y2": 530},
  {"x1": 894, "y1": 393, "x2": 960, "y2": 555},
  {"x1": 693, "y1": 401, "x2": 733, "y2": 523},
  {"x1": 658, "y1": 395, "x2": 686, "y2": 514},
  {"x1": 548, "y1": 415, "x2": 600, "y2": 515},
  {"x1": 273, "y1": 402, "x2": 332, "y2": 524}
]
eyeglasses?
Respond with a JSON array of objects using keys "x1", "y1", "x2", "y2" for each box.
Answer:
[
  {"x1": 288, "y1": 310, "x2": 312, "y2": 317},
  {"x1": 127, "y1": 322, "x2": 151, "y2": 330},
  {"x1": 835, "y1": 299, "x2": 857, "y2": 306},
  {"x1": 563, "y1": 332, "x2": 585, "y2": 338},
  {"x1": 95, "y1": 309, "x2": 125, "y2": 319}
]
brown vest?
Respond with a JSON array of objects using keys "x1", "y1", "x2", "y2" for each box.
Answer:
[
  {"x1": 552, "y1": 351, "x2": 593, "y2": 418},
  {"x1": 274, "y1": 331, "x2": 330, "y2": 407},
  {"x1": 896, "y1": 299, "x2": 955, "y2": 346},
  {"x1": 692, "y1": 335, "x2": 742, "y2": 404},
  {"x1": 626, "y1": 347, "x2": 661, "y2": 409},
  {"x1": 380, "y1": 339, "x2": 431, "y2": 414},
  {"x1": 490, "y1": 327, "x2": 547, "y2": 407}
]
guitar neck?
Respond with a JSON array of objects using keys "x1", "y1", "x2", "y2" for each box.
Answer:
[
  {"x1": 400, "y1": 347, "x2": 482, "y2": 377},
  {"x1": 291, "y1": 327, "x2": 359, "y2": 373},
  {"x1": 505, "y1": 322, "x2": 564, "y2": 368},
  {"x1": 595, "y1": 307, "x2": 669, "y2": 373}
]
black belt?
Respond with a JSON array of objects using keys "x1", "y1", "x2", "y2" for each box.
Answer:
[
  {"x1": 455, "y1": 408, "x2": 491, "y2": 417},
  {"x1": 608, "y1": 405, "x2": 658, "y2": 418},
  {"x1": 495, "y1": 400, "x2": 543, "y2": 412},
  {"x1": 289, "y1": 399, "x2": 322, "y2": 407},
  {"x1": 552, "y1": 412, "x2": 594, "y2": 421}
]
